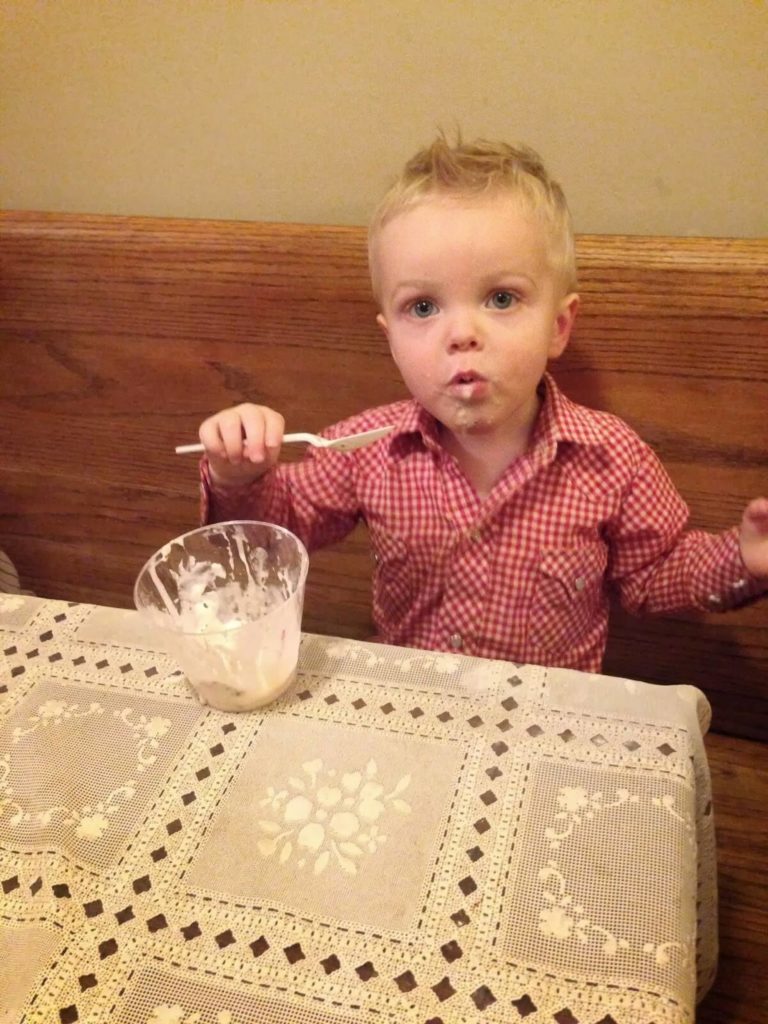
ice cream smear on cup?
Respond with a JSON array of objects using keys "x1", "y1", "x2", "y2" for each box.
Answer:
[{"x1": 137, "y1": 523, "x2": 307, "y2": 712}]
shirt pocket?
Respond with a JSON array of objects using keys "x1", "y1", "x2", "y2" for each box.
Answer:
[
  {"x1": 371, "y1": 531, "x2": 416, "y2": 611},
  {"x1": 529, "y1": 541, "x2": 608, "y2": 655}
]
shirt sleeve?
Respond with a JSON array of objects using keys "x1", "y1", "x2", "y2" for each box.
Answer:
[
  {"x1": 606, "y1": 447, "x2": 768, "y2": 615},
  {"x1": 199, "y1": 451, "x2": 362, "y2": 553}
]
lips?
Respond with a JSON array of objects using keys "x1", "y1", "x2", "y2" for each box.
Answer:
[
  {"x1": 446, "y1": 370, "x2": 490, "y2": 402},
  {"x1": 449, "y1": 370, "x2": 485, "y2": 386}
]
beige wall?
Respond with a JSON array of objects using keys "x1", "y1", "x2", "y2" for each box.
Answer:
[{"x1": 1, "y1": 0, "x2": 766, "y2": 236}]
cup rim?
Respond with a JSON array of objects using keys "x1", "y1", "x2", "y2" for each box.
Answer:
[{"x1": 133, "y1": 520, "x2": 309, "y2": 633}]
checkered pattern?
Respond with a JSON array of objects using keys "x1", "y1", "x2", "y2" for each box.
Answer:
[{"x1": 201, "y1": 375, "x2": 763, "y2": 671}]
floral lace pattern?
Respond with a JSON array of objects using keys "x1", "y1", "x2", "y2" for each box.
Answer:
[
  {"x1": 0, "y1": 599, "x2": 716, "y2": 1024},
  {"x1": 257, "y1": 757, "x2": 411, "y2": 875},
  {"x1": 1, "y1": 699, "x2": 172, "y2": 841},
  {"x1": 538, "y1": 860, "x2": 631, "y2": 955},
  {"x1": 486, "y1": 759, "x2": 701, "y2": 1004},
  {"x1": 324, "y1": 639, "x2": 461, "y2": 676},
  {"x1": 544, "y1": 785, "x2": 639, "y2": 851}
]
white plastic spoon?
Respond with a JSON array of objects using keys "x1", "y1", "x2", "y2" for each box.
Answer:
[{"x1": 175, "y1": 424, "x2": 394, "y2": 456}]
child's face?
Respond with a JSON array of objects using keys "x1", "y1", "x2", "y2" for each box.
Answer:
[{"x1": 372, "y1": 194, "x2": 578, "y2": 444}]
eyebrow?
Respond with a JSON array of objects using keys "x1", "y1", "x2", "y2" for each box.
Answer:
[
  {"x1": 390, "y1": 272, "x2": 536, "y2": 297},
  {"x1": 391, "y1": 280, "x2": 433, "y2": 295}
]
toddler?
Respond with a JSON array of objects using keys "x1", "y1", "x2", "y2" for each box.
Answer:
[{"x1": 197, "y1": 135, "x2": 768, "y2": 671}]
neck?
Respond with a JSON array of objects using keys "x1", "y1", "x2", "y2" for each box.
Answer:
[{"x1": 440, "y1": 414, "x2": 538, "y2": 500}]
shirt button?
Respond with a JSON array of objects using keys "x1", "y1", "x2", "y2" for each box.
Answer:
[
  {"x1": 468, "y1": 528, "x2": 482, "y2": 542},
  {"x1": 733, "y1": 578, "x2": 748, "y2": 590},
  {"x1": 449, "y1": 632, "x2": 463, "y2": 650},
  {"x1": 574, "y1": 576, "x2": 586, "y2": 592},
  {"x1": 707, "y1": 594, "x2": 722, "y2": 607}
]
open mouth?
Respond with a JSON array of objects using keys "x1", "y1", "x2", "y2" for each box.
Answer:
[
  {"x1": 449, "y1": 371, "x2": 484, "y2": 386},
  {"x1": 447, "y1": 371, "x2": 489, "y2": 402}
]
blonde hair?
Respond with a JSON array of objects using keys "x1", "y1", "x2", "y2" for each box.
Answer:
[{"x1": 369, "y1": 133, "x2": 577, "y2": 293}]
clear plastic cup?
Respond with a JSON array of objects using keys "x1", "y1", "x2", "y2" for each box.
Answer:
[{"x1": 134, "y1": 521, "x2": 308, "y2": 712}]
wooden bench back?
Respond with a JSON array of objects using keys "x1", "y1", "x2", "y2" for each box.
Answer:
[{"x1": 1, "y1": 212, "x2": 766, "y2": 739}]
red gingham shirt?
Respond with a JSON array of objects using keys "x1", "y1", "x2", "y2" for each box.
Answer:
[{"x1": 201, "y1": 375, "x2": 764, "y2": 671}]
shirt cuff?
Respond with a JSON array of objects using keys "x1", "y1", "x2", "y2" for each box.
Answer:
[
  {"x1": 697, "y1": 527, "x2": 768, "y2": 611},
  {"x1": 199, "y1": 458, "x2": 268, "y2": 525}
]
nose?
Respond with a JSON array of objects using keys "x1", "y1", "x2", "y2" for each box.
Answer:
[{"x1": 446, "y1": 310, "x2": 482, "y2": 352}]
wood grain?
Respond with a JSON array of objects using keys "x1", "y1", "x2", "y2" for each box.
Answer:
[
  {"x1": 698, "y1": 732, "x2": 768, "y2": 1023},
  {"x1": 1, "y1": 212, "x2": 766, "y2": 741}
]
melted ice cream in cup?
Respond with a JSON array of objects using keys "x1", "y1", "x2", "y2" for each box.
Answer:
[{"x1": 134, "y1": 521, "x2": 308, "y2": 712}]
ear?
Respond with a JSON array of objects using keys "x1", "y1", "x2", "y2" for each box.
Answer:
[
  {"x1": 378, "y1": 312, "x2": 403, "y2": 373},
  {"x1": 548, "y1": 292, "x2": 580, "y2": 360}
]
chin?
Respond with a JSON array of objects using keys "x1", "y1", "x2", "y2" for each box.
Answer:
[{"x1": 446, "y1": 406, "x2": 495, "y2": 433}]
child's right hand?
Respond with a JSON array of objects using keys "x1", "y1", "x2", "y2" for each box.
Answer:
[{"x1": 198, "y1": 403, "x2": 285, "y2": 487}]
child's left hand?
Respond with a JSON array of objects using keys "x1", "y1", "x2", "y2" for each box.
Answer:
[{"x1": 739, "y1": 497, "x2": 768, "y2": 579}]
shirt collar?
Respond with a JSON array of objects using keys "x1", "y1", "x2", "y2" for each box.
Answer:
[
  {"x1": 532, "y1": 372, "x2": 605, "y2": 452},
  {"x1": 387, "y1": 401, "x2": 443, "y2": 458}
]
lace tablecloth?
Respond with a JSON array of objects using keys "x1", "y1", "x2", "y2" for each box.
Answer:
[{"x1": 0, "y1": 594, "x2": 717, "y2": 1024}]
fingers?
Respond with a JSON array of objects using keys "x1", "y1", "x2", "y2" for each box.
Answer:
[
  {"x1": 242, "y1": 406, "x2": 285, "y2": 463},
  {"x1": 743, "y1": 496, "x2": 768, "y2": 531},
  {"x1": 198, "y1": 404, "x2": 285, "y2": 484}
]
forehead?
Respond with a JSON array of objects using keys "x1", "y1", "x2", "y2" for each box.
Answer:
[{"x1": 371, "y1": 194, "x2": 552, "y2": 277}]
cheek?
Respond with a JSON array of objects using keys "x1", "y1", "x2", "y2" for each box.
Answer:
[
  {"x1": 393, "y1": 348, "x2": 431, "y2": 387},
  {"x1": 389, "y1": 333, "x2": 420, "y2": 373},
  {"x1": 388, "y1": 324, "x2": 441, "y2": 391}
]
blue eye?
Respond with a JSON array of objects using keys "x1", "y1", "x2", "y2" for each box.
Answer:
[
  {"x1": 411, "y1": 299, "x2": 436, "y2": 318},
  {"x1": 489, "y1": 291, "x2": 515, "y2": 309}
]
